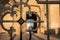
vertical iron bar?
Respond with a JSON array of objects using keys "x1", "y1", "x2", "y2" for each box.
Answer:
[
  {"x1": 46, "y1": 0, "x2": 50, "y2": 40},
  {"x1": 20, "y1": 25, "x2": 22, "y2": 40},
  {"x1": 20, "y1": 0, "x2": 22, "y2": 18},
  {"x1": 10, "y1": 32, "x2": 13, "y2": 40},
  {"x1": 20, "y1": 0, "x2": 22, "y2": 40},
  {"x1": 58, "y1": 0, "x2": 60, "y2": 34},
  {"x1": 29, "y1": 31, "x2": 32, "y2": 40}
]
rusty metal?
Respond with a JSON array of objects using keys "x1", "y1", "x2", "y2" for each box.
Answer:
[
  {"x1": 0, "y1": 0, "x2": 59, "y2": 40},
  {"x1": 0, "y1": 0, "x2": 41, "y2": 40},
  {"x1": 36, "y1": 0, "x2": 60, "y2": 4}
]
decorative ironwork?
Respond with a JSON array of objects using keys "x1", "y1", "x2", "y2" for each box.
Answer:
[
  {"x1": 0, "y1": 0, "x2": 42, "y2": 40},
  {"x1": 36, "y1": 0, "x2": 60, "y2": 4},
  {"x1": 1, "y1": 0, "x2": 59, "y2": 40}
]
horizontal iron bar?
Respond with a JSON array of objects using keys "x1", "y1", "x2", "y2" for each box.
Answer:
[
  {"x1": 26, "y1": 21, "x2": 44, "y2": 23},
  {"x1": 36, "y1": 1, "x2": 60, "y2": 4},
  {"x1": 0, "y1": 20, "x2": 17, "y2": 22}
]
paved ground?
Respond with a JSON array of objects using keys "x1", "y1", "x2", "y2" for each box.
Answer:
[
  {"x1": 0, "y1": 32, "x2": 60, "y2": 40},
  {"x1": 36, "y1": 34, "x2": 60, "y2": 40},
  {"x1": 14, "y1": 33, "x2": 44, "y2": 40}
]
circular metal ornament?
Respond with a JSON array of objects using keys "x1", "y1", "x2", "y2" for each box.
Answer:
[
  {"x1": 1, "y1": 11, "x2": 17, "y2": 31},
  {"x1": 26, "y1": 11, "x2": 41, "y2": 32}
]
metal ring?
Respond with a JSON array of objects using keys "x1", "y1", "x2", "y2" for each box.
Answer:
[
  {"x1": 26, "y1": 12, "x2": 41, "y2": 32},
  {"x1": 1, "y1": 11, "x2": 14, "y2": 31}
]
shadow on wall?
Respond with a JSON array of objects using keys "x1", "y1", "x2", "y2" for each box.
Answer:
[
  {"x1": 44, "y1": 28, "x2": 60, "y2": 39},
  {"x1": 44, "y1": 29, "x2": 55, "y2": 35},
  {"x1": 56, "y1": 28, "x2": 60, "y2": 38}
]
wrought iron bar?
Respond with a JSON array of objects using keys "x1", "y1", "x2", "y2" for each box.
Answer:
[
  {"x1": 0, "y1": 20, "x2": 17, "y2": 22},
  {"x1": 36, "y1": 0, "x2": 60, "y2": 4},
  {"x1": 46, "y1": 0, "x2": 50, "y2": 40},
  {"x1": 0, "y1": 0, "x2": 43, "y2": 40},
  {"x1": 20, "y1": 0, "x2": 23, "y2": 40},
  {"x1": 20, "y1": 0, "x2": 22, "y2": 18},
  {"x1": 29, "y1": 30, "x2": 32, "y2": 40},
  {"x1": 20, "y1": 25, "x2": 22, "y2": 40}
]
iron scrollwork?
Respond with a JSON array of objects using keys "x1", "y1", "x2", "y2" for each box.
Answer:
[
  {"x1": 0, "y1": 0, "x2": 18, "y2": 40},
  {"x1": 0, "y1": 0, "x2": 43, "y2": 40}
]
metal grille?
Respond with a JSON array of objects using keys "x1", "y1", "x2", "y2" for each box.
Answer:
[
  {"x1": 0, "y1": 0, "x2": 60, "y2": 40},
  {"x1": 36, "y1": 0, "x2": 60, "y2": 40}
]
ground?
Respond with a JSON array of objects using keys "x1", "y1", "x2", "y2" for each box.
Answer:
[{"x1": 0, "y1": 32, "x2": 60, "y2": 40}]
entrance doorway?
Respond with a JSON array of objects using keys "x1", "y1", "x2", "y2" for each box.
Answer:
[{"x1": 26, "y1": 11, "x2": 37, "y2": 33}]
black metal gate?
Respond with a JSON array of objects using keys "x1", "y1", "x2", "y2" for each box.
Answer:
[{"x1": 0, "y1": 0, "x2": 60, "y2": 40}]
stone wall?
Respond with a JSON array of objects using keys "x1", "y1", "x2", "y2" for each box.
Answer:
[{"x1": 0, "y1": 0, "x2": 60, "y2": 35}]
